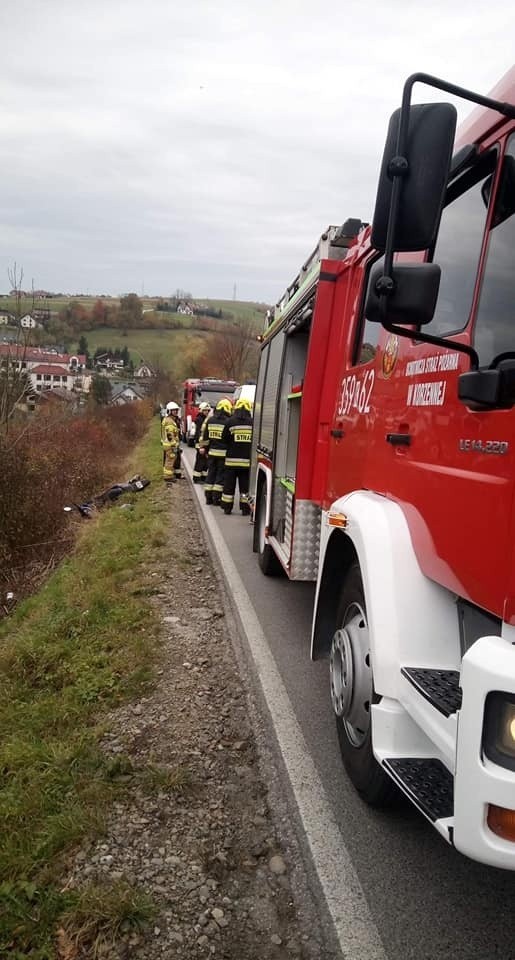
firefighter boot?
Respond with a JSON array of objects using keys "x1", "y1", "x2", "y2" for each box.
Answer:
[
  {"x1": 205, "y1": 492, "x2": 213, "y2": 504},
  {"x1": 212, "y1": 493, "x2": 221, "y2": 506},
  {"x1": 223, "y1": 505, "x2": 232, "y2": 515},
  {"x1": 241, "y1": 504, "x2": 251, "y2": 516}
]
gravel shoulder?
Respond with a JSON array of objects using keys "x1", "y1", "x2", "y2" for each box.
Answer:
[{"x1": 64, "y1": 477, "x2": 336, "y2": 959}]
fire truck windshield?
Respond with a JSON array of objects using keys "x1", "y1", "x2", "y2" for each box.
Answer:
[{"x1": 196, "y1": 388, "x2": 235, "y2": 406}]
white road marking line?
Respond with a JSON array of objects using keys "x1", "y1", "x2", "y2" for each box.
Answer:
[{"x1": 185, "y1": 457, "x2": 386, "y2": 959}]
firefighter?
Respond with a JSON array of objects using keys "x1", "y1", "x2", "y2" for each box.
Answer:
[
  {"x1": 201, "y1": 397, "x2": 232, "y2": 505},
  {"x1": 161, "y1": 401, "x2": 180, "y2": 484},
  {"x1": 168, "y1": 404, "x2": 183, "y2": 479},
  {"x1": 221, "y1": 397, "x2": 253, "y2": 515},
  {"x1": 192, "y1": 401, "x2": 211, "y2": 483}
]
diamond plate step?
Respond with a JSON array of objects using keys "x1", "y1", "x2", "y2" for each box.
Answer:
[
  {"x1": 401, "y1": 667, "x2": 462, "y2": 717},
  {"x1": 383, "y1": 757, "x2": 454, "y2": 822}
]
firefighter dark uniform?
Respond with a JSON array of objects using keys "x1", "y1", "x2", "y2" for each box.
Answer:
[
  {"x1": 192, "y1": 402, "x2": 211, "y2": 483},
  {"x1": 173, "y1": 444, "x2": 183, "y2": 479},
  {"x1": 161, "y1": 402, "x2": 180, "y2": 483},
  {"x1": 202, "y1": 398, "x2": 232, "y2": 505},
  {"x1": 221, "y1": 399, "x2": 253, "y2": 515}
]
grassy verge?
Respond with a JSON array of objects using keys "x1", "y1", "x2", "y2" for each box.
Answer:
[{"x1": 0, "y1": 420, "x2": 174, "y2": 958}]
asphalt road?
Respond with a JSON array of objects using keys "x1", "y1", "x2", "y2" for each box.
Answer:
[{"x1": 183, "y1": 450, "x2": 515, "y2": 960}]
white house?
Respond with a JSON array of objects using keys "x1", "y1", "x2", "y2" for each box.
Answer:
[
  {"x1": 95, "y1": 353, "x2": 125, "y2": 372},
  {"x1": 0, "y1": 345, "x2": 89, "y2": 394},
  {"x1": 30, "y1": 364, "x2": 73, "y2": 392},
  {"x1": 110, "y1": 384, "x2": 146, "y2": 405},
  {"x1": 0, "y1": 311, "x2": 14, "y2": 325},
  {"x1": 134, "y1": 363, "x2": 155, "y2": 378},
  {"x1": 20, "y1": 314, "x2": 38, "y2": 329},
  {"x1": 177, "y1": 301, "x2": 194, "y2": 315}
]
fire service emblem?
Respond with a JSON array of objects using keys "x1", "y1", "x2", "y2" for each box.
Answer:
[{"x1": 382, "y1": 334, "x2": 399, "y2": 379}]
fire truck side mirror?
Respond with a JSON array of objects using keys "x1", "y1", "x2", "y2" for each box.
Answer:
[
  {"x1": 371, "y1": 102, "x2": 457, "y2": 253},
  {"x1": 365, "y1": 262, "x2": 441, "y2": 327}
]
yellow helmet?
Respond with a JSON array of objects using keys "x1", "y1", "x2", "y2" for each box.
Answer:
[
  {"x1": 216, "y1": 398, "x2": 233, "y2": 414},
  {"x1": 235, "y1": 398, "x2": 252, "y2": 413}
]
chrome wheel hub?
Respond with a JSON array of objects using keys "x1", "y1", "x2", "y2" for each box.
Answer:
[{"x1": 329, "y1": 601, "x2": 372, "y2": 747}]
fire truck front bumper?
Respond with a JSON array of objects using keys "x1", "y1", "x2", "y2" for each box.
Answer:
[{"x1": 455, "y1": 634, "x2": 515, "y2": 868}]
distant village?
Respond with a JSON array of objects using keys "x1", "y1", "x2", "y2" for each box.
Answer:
[
  {"x1": 0, "y1": 285, "x2": 167, "y2": 412},
  {"x1": 0, "y1": 285, "x2": 262, "y2": 414},
  {"x1": 0, "y1": 340, "x2": 156, "y2": 412},
  {"x1": 0, "y1": 288, "x2": 156, "y2": 411}
]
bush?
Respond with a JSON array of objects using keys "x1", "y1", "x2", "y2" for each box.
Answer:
[{"x1": 0, "y1": 402, "x2": 153, "y2": 604}]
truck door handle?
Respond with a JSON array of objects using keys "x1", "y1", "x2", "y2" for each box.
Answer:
[
  {"x1": 386, "y1": 433, "x2": 411, "y2": 446},
  {"x1": 331, "y1": 428, "x2": 345, "y2": 439}
]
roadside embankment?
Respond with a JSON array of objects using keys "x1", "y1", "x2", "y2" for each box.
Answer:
[
  {"x1": 0, "y1": 401, "x2": 151, "y2": 612},
  {"x1": 0, "y1": 422, "x2": 328, "y2": 959}
]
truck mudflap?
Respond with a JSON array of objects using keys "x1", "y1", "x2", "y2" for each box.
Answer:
[{"x1": 454, "y1": 635, "x2": 515, "y2": 868}]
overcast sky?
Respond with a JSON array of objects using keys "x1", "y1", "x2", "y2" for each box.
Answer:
[{"x1": 0, "y1": 0, "x2": 514, "y2": 303}]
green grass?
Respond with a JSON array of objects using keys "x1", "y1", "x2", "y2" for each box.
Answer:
[
  {"x1": 0, "y1": 296, "x2": 122, "y2": 315},
  {"x1": 76, "y1": 327, "x2": 209, "y2": 375},
  {"x1": 201, "y1": 299, "x2": 267, "y2": 324},
  {"x1": 0, "y1": 421, "x2": 180, "y2": 958},
  {"x1": 59, "y1": 881, "x2": 155, "y2": 958},
  {"x1": 0, "y1": 295, "x2": 267, "y2": 320}
]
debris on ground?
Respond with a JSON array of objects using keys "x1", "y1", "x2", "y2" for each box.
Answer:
[{"x1": 65, "y1": 475, "x2": 151, "y2": 518}]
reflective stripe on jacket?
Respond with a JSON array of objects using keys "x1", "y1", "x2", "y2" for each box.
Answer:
[
  {"x1": 222, "y1": 410, "x2": 253, "y2": 468},
  {"x1": 201, "y1": 411, "x2": 230, "y2": 457},
  {"x1": 161, "y1": 415, "x2": 179, "y2": 449}
]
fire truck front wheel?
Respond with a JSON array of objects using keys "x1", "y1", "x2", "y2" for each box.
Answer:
[{"x1": 330, "y1": 563, "x2": 396, "y2": 807}]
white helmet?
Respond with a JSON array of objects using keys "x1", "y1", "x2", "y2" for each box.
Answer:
[
  {"x1": 199, "y1": 401, "x2": 211, "y2": 412},
  {"x1": 166, "y1": 401, "x2": 180, "y2": 414}
]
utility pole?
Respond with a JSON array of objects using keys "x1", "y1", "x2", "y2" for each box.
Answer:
[{"x1": 233, "y1": 283, "x2": 237, "y2": 301}]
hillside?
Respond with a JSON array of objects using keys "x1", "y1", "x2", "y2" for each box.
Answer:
[
  {"x1": 195, "y1": 300, "x2": 267, "y2": 324},
  {"x1": 0, "y1": 295, "x2": 267, "y2": 326},
  {"x1": 77, "y1": 328, "x2": 209, "y2": 377},
  {"x1": 75, "y1": 300, "x2": 267, "y2": 381},
  {"x1": 0, "y1": 296, "x2": 267, "y2": 384}
]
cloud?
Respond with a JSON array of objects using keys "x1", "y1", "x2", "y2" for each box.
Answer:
[{"x1": 0, "y1": 0, "x2": 514, "y2": 299}]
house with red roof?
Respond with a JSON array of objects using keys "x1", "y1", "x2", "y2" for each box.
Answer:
[{"x1": 0, "y1": 344, "x2": 88, "y2": 394}]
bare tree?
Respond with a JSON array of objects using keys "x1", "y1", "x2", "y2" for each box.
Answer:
[
  {"x1": 0, "y1": 264, "x2": 35, "y2": 434},
  {"x1": 203, "y1": 316, "x2": 259, "y2": 382},
  {"x1": 146, "y1": 353, "x2": 179, "y2": 405}
]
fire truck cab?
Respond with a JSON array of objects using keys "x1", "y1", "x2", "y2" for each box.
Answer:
[
  {"x1": 251, "y1": 68, "x2": 515, "y2": 869},
  {"x1": 182, "y1": 378, "x2": 239, "y2": 445}
]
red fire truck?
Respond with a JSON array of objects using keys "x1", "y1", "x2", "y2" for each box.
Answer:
[
  {"x1": 251, "y1": 68, "x2": 515, "y2": 868},
  {"x1": 182, "y1": 378, "x2": 239, "y2": 445}
]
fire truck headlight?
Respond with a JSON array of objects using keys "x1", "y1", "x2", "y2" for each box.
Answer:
[{"x1": 483, "y1": 692, "x2": 515, "y2": 769}]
